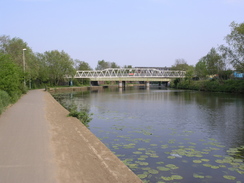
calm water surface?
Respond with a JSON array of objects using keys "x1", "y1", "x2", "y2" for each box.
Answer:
[{"x1": 55, "y1": 87, "x2": 244, "y2": 183}]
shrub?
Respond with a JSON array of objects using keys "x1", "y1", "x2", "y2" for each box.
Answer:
[
  {"x1": 171, "y1": 79, "x2": 244, "y2": 93},
  {"x1": 0, "y1": 90, "x2": 10, "y2": 114},
  {"x1": 0, "y1": 53, "x2": 24, "y2": 102}
]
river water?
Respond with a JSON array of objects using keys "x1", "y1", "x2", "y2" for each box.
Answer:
[{"x1": 54, "y1": 87, "x2": 244, "y2": 183}]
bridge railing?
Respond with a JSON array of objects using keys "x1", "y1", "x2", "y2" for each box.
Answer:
[{"x1": 73, "y1": 68, "x2": 186, "y2": 78}]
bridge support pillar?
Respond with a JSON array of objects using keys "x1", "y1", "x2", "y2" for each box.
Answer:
[
  {"x1": 118, "y1": 81, "x2": 126, "y2": 88},
  {"x1": 145, "y1": 81, "x2": 150, "y2": 89},
  {"x1": 119, "y1": 81, "x2": 122, "y2": 88}
]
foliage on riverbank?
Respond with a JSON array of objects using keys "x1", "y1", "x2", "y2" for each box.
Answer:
[
  {"x1": 0, "y1": 53, "x2": 26, "y2": 109},
  {"x1": 0, "y1": 90, "x2": 11, "y2": 114},
  {"x1": 172, "y1": 79, "x2": 244, "y2": 93},
  {"x1": 52, "y1": 93, "x2": 93, "y2": 127},
  {"x1": 68, "y1": 110, "x2": 92, "y2": 127}
]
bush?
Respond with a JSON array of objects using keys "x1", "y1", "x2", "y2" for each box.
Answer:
[
  {"x1": 68, "y1": 110, "x2": 92, "y2": 127},
  {"x1": 0, "y1": 90, "x2": 11, "y2": 114},
  {"x1": 66, "y1": 103, "x2": 93, "y2": 127},
  {"x1": 171, "y1": 79, "x2": 244, "y2": 93},
  {"x1": 0, "y1": 53, "x2": 24, "y2": 102}
]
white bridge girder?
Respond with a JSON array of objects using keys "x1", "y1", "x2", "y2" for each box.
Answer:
[{"x1": 71, "y1": 68, "x2": 185, "y2": 81}]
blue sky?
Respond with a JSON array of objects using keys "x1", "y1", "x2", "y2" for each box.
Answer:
[{"x1": 1, "y1": 0, "x2": 244, "y2": 69}]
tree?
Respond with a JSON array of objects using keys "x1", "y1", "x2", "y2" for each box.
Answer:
[
  {"x1": 0, "y1": 53, "x2": 24, "y2": 102},
  {"x1": 75, "y1": 59, "x2": 92, "y2": 70},
  {"x1": 222, "y1": 21, "x2": 244, "y2": 72},
  {"x1": 41, "y1": 50, "x2": 75, "y2": 85},
  {"x1": 1, "y1": 36, "x2": 29, "y2": 67},
  {"x1": 95, "y1": 60, "x2": 120, "y2": 70},
  {"x1": 0, "y1": 35, "x2": 39, "y2": 88},
  {"x1": 205, "y1": 48, "x2": 224, "y2": 75},
  {"x1": 110, "y1": 62, "x2": 120, "y2": 68},
  {"x1": 123, "y1": 65, "x2": 132, "y2": 68},
  {"x1": 195, "y1": 58, "x2": 208, "y2": 79},
  {"x1": 171, "y1": 59, "x2": 189, "y2": 70},
  {"x1": 184, "y1": 65, "x2": 195, "y2": 81},
  {"x1": 196, "y1": 48, "x2": 224, "y2": 78}
]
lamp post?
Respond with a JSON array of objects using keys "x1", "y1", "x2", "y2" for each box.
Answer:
[{"x1": 23, "y1": 48, "x2": 26, "y2": 87}]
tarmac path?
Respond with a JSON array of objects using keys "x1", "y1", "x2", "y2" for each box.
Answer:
[
  {"x1": 0, "y1": 90, "x2": 57, "y2": 183},
  {"x1": 0, "y1": 89, "x2": 142, "y2": 183}
]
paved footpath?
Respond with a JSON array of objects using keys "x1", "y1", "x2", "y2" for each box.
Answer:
[
  {"x1": 0, "y1": 90, "x2": 57, "y2": 183},
  {"x1": 0, "y1": 89, "x2": 142, "y2": 183}
]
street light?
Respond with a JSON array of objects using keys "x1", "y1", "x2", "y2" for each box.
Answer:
[{"x1": 23, "y1": 48, "x2": 26, "y2": 87}]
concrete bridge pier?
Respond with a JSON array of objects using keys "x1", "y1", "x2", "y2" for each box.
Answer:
[
  {"x1": 145, "y1": 81, "x2": 150, "y2": 89},
  {"x1": 118, "y1": 81, "x2": 126, "y2": 88}
]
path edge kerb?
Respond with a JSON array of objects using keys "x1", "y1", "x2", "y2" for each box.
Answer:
[{"x1": 44, "y1": 90, "x2": 142, "y2": 183}]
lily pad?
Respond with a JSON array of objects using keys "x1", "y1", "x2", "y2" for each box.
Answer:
[
  {"x1": 148, "y1": 169, "x2": 159, "y2": 174},
  {"x1": 210, "y1": 165, "x2": 219, "y2": 169},
  {"x1": 223, "y1": 175, "x2": 236, "y2": 180},
  {"x1": 157, "y1": 166, "x2": 170, "y2": 171},
  {"x1": 161, "y1": 176, "x2": 172, "y2": 181},
  {"x1": 165, "y1": 164, "x2": 179, "y2": 170},
  {"x1": 137, "y1": 173, "x2": 147, "y2": 179},
  {"x1": 201, "y1": 159, "x2": 210, "y2": 162},
  {"x1": 193, "y1": 160, "x2": 202, "y2": 163},
  {"x1": 193, "y1": 173, "x2": 204, "y2": 179},
  {"x1": 171, "y1": 175, "x2": 183, "y2": 180}
]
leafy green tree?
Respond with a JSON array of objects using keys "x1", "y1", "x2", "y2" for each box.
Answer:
[
  {"x1": 95, "y1": 60, "x2": 110, "y2": 70},
  {"x1": 171, "y1": 59, "x2": 189, "y2": 70},
  {"x1": 197, "y1": 48, "x2": 225, "y2": 76},
  {"x1": 1, "y1": 36, "x2": 29, "y2": 66},
  {"x1": 40, "y1": 50, "x2": 75, "y2": 85},
  {"x1": 0, "y1": 53, "x2": 24, "y2": 102},
  {"x1": 110, "y1": 62, "x2": 120, "y2": 68},
  {"x1": 95, "y1": 60, "x2": 120, "y2": 70},
  {"x1": 34, "y1": 52, "x2": 50, "y2": 85},
  {"x1": 0, "y1": 35, "x2": 39, "y2": 88},
  {"x1": 184, "y1": 65, "x2": 195, "y2": 81},
  {"x1": 0, "y1": 35, "x2": 10, "y2": 53},
  {"x1": 221, "y1": 21, "x2": 244, "y2": 72},
  {"x1": 171, "y1": 59, "x2": 194, "y2": 77},
  {"x1": 75, "y1": 59, "x2": 92, "y2": 70},
  {"x1": 195, "y1": 58, "x2": 208, "y2": 79},
  {"x1": 123, "y1": 65, "x2": 132, "y2": 68}
]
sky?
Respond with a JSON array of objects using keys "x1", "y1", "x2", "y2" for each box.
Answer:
[{"x1": 1, "y1": 0, "x2": 244, "y2": 69}]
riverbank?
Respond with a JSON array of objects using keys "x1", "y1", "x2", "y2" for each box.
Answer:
[
  {"x1": 48, "y1": 84, "x2": 145, "y2": 93},
  {"x1": 0, "y1": 89, "x2": 142, "y2": 183},
  {"x1": 45, "y1": 90, "x2": 143, "y2": 183},
  {"x1": 172, "y1": 79, "x2": 244, "y2": 93}
]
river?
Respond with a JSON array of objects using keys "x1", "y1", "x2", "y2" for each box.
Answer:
[{"x1": 54, "y1": 86, "x2": 244, "y2": 183}]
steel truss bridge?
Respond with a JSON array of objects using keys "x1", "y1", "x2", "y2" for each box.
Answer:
[{"x1": 72, "y1": 68, "x2": 186, "y2": 82}]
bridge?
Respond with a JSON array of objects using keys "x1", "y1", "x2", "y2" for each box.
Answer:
[
  {"x1": 71, "y1": 68, "x2": 186, "y2": 87},
  {"x1": 73, "y1": 68, "x2": 185, "y2": 81}
]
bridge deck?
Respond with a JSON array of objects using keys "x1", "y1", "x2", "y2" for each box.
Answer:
[{"x1": 71, "y1": 68, "x2": 185, "y2": 81}]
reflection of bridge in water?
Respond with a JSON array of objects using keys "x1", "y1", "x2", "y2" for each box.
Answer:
[{"x1": 72, "y1": 68, "x2": 186, "y2": 88}]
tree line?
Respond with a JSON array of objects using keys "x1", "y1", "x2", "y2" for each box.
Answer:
[
  {"x1": 172, "y1": 21, "x2": 244, "y2": 80},
  {"x1": 0, "y1": 21, "x2": 243, "y2": 110}
]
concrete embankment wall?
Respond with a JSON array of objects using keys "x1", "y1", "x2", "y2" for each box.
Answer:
[
  {"x1": 48, "y1": 84, "x2": 145, "y2": 93},
  {"x1": 45, "y1": 90, "x2": 142, "y2": 183}
]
